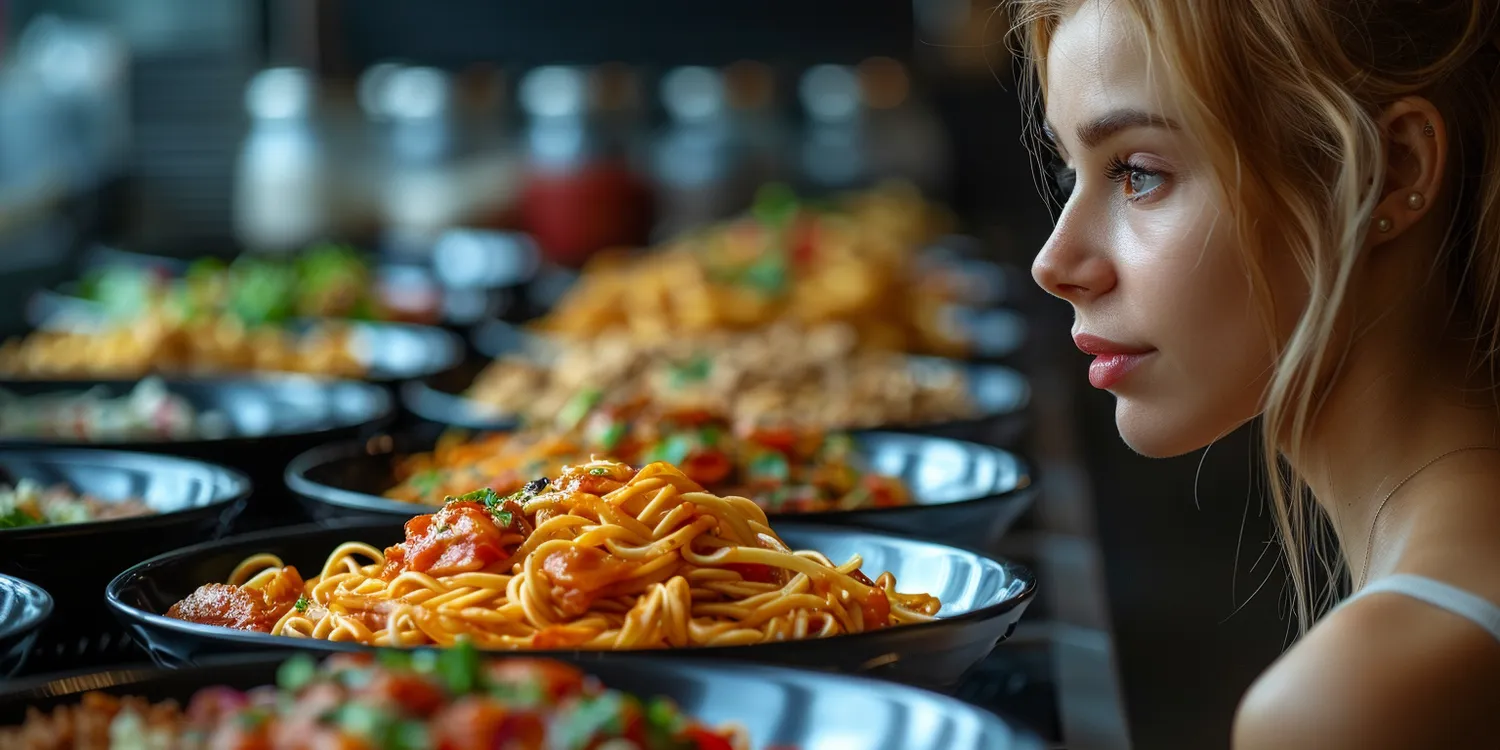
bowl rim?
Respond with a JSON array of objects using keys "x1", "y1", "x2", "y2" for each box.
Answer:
[
  {"x1": 105, "y1": 517, "x2": 1037, "y2": 658},
  {"x1": 0, "y1": 375, "x2": 396, "y2": 447},
  {"x1": 284, "y1": 429, "x2": 1039, "y2": 523},
  {"x1": 0, "y1": 448, "x2": 252, "y2": 542},
  {"x1": 0, "y1": 650, "x2": 1045, "y2": 749},
  {"x1": 0, "y1": 573, "x2": 53, "y2": 645}
]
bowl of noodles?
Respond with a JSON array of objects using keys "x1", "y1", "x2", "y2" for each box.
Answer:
[
  {"x1": 285, "y1": 423, "x2": 1037, "y2": 548},
  {"x1": 0, "y1": 573, "x2": 50, "y2": 678},
  {"x1": 0, "y1": 448, "x2": 248, "y2": 673},
  {"x1": 511, "y1": 181, "x2": 1027, "y2": 359},
  {"x1": 0, "y1": 649, "x2": 1046, "y2": 750},
  {"x1": 107, "y1": 460, "x2": 1035, "y2": 691},
  {"x1": 403, "y1": 324, "x2": 1032, "y2": 444}
]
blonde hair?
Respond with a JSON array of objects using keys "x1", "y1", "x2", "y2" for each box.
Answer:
[{"x1": 1013, "y1": 0, "x2": 1500, "y2": 630}]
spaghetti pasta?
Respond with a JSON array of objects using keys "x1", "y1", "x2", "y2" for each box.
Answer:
[
  {"x1": 533, "y1": 181, "x2": 969, "y2": 356},
  {"x1": 168, "y1": 460, "x2": 941, "y2": 650}
]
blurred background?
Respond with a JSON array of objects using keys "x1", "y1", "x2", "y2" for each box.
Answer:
[{"x1": 0, "y1": 1, "x2": 1289, "y2": 747}]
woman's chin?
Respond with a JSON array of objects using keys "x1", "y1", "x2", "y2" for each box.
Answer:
[{"x1": 1115, "y1": 399, "x2": 1219, "y2": 459}]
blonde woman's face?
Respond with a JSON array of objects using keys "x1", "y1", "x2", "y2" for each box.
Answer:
[{"x1": 1032, "y1": 0, "x2": 1292, "y2": 457}]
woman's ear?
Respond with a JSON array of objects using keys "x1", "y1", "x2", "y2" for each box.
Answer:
[{"x1": 1367, "y1": 97, "x2": 1447, "y2": 244}]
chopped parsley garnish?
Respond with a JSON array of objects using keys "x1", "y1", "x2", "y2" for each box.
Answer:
[
  {"x1": 491, "y1": 510, "x2": 514, "y2": 528},
  {"x1": 588, "y1": 467, "x2": 609, "y2": 476},
  {"x1": 0, "y1": 509, "x2": 41, "y2": 529},
  {"x1": 410, "y1": 469, "x2": 444, "y2": 496},
  {"x1": 696, "y1": 425, "x2": 722, "y2": 447},
  {"x1": 294, "y1": 595, "x2": 310, "y2": 613},
  {"x1": 453, "y1": 487, "x2": 502, "y2": 507}
]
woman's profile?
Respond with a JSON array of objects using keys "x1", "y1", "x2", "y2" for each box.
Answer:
[{"x1": 1017, "y1": 0, "x2": 1500, "y2": 746}]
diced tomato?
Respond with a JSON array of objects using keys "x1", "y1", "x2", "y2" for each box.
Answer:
[
  {"x1": 433, "y1": 699, "x2": 544, "y2": 750},
  {"x1": 367, "y1": 672, "x2": 446, "y2": 716},
  {"x1": 746, "y1": 427, "x2": 798, "y2": 454},
  {"x1": 789, "y1": 219, "x2": 819, "y2": 265},
  {"x1": 860, "y1": 589, "x2": 892, "y2": 630},
  {"x1": 684, "y1": 726, "x2": 737, "y2": 750},
  {"x1": 542, "y1": 546, "x2": 638, "y2": 617},
  {"x1": 380, "y1": 502, "x2": 508, "y2": 580},
  {"x1": 486, "y1": 659, "x2": 588, "y2": 702},
  {"x1": 683, "y1": 451, "x2": 733, "y2": 486}
]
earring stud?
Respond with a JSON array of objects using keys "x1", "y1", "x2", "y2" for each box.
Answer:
[
  {"x1": 1424, "y1": 121, "x2": 1436, "y2": 137},
  {"x1": 1407, "y1": 192, "x2": 1425, "y2": 210},
  {"x1": 1376, "y1": 217, "x2": 1393, "y2": 233}
]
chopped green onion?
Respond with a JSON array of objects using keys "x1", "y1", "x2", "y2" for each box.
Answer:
[
  {"x1": 667, "y1": 355, "x2": 713, "y2": 389},
  {"x1": 748, "y1": 452, "x2": 791, "y2": 481},
  {"x1": 739, "y1": 255, "x2": 788, "y2": 295},
  {"x1": 555, "y1": 692, "x2": 628, "y2": 749},
  {"x1": 375, "y1": 650, "x2": 411, "y2": 670},
  {"x1": 597, "y1": 421, "x2": 627, "y2": 451},
  {"x1": 294, "y1": 595, "x2": 310, "y2": 613},
  {"x1": 488, "y1": 677, "x2": 546, "y2": 707},
  {"x1": 752, "y1": 182, "x2": 800, "y2": 227},
  {"x1": 644, "y1": 435, "x2": 693, "y2": 467},
  {"x1": 557, "y1": 388, "x2": 603, "y2": 430},
  {"x1": 275, "y1": 654, "x2": 318, "y2": 691},
  {"x1": 435, "y1": 640, "x2": 481, "y2": 695},
  {"x1": 332, "y1": 703, "x2": 392, "y2": 742},
  {"x1": 387, "y1": 720, "x2": 429, "y2": 750}
]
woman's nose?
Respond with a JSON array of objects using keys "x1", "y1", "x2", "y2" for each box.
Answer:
[{"x1": 1032, "y1": 218, "x2": 1116, "y2": 304}]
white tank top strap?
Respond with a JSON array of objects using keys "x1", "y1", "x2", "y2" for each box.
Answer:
[{"x1": 1343, "y1": 573, "x2": 1500, "y2": 644}]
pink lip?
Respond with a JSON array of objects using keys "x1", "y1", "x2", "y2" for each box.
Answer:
[{"x1": 1073, "y1": 333, "x2": 1155, "y2": 390}]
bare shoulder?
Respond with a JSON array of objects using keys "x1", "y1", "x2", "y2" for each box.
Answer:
[{"x1": 1233, "y1": 590, "x2": 1500, "y2": 750}]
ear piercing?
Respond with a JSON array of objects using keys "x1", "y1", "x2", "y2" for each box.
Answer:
[
  {"x1": 1375, "y1": 192, "x2": 1427, "y2": 234},
  {"x1": 1424, "y1": 121, "x2": 1436, "y2": 137}
]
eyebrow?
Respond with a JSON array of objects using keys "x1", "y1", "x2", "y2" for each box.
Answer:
[{"x1": 1044, "y1": 108, "x2": 1178, "y2": 151}]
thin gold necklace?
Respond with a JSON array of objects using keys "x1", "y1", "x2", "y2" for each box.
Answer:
[{"x1": 1355, "y1": 445, "x2": 1500, "y2": 589}]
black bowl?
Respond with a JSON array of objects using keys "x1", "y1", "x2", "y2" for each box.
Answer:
[
  {"x1": 0, "y1": 377, "x2": 393, "y2": 529},
  {"x1": 286, "y1": 430, "x2": 1038, "y2": 549},
  {"x1": 0, "y1": 574, "x2": 51, "y2": 678},
  {"x1": 0, "y1": 652, "x2": 1046, "y2": 749},
  {"x1": 401, "y1": 357, "x2": 1032, "y2": 445},
  {"x1": 0, "y1": 449, "x2": 248, "y2": 673},
  {"x1": 106, "y1": 519, "x2": 1035, "y2": 691}
]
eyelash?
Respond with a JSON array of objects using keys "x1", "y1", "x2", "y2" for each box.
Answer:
[{"x1": 1103, "y1": 155, "x2": 1165, "y2": 202}]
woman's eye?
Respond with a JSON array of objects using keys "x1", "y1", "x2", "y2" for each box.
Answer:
[
  {"x1": 1104, "y1": 156, "x2": 1167, "y2": 202},
  {"x1": 1123, "y1": 169, "x2": 1165, "y2": 198}
]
